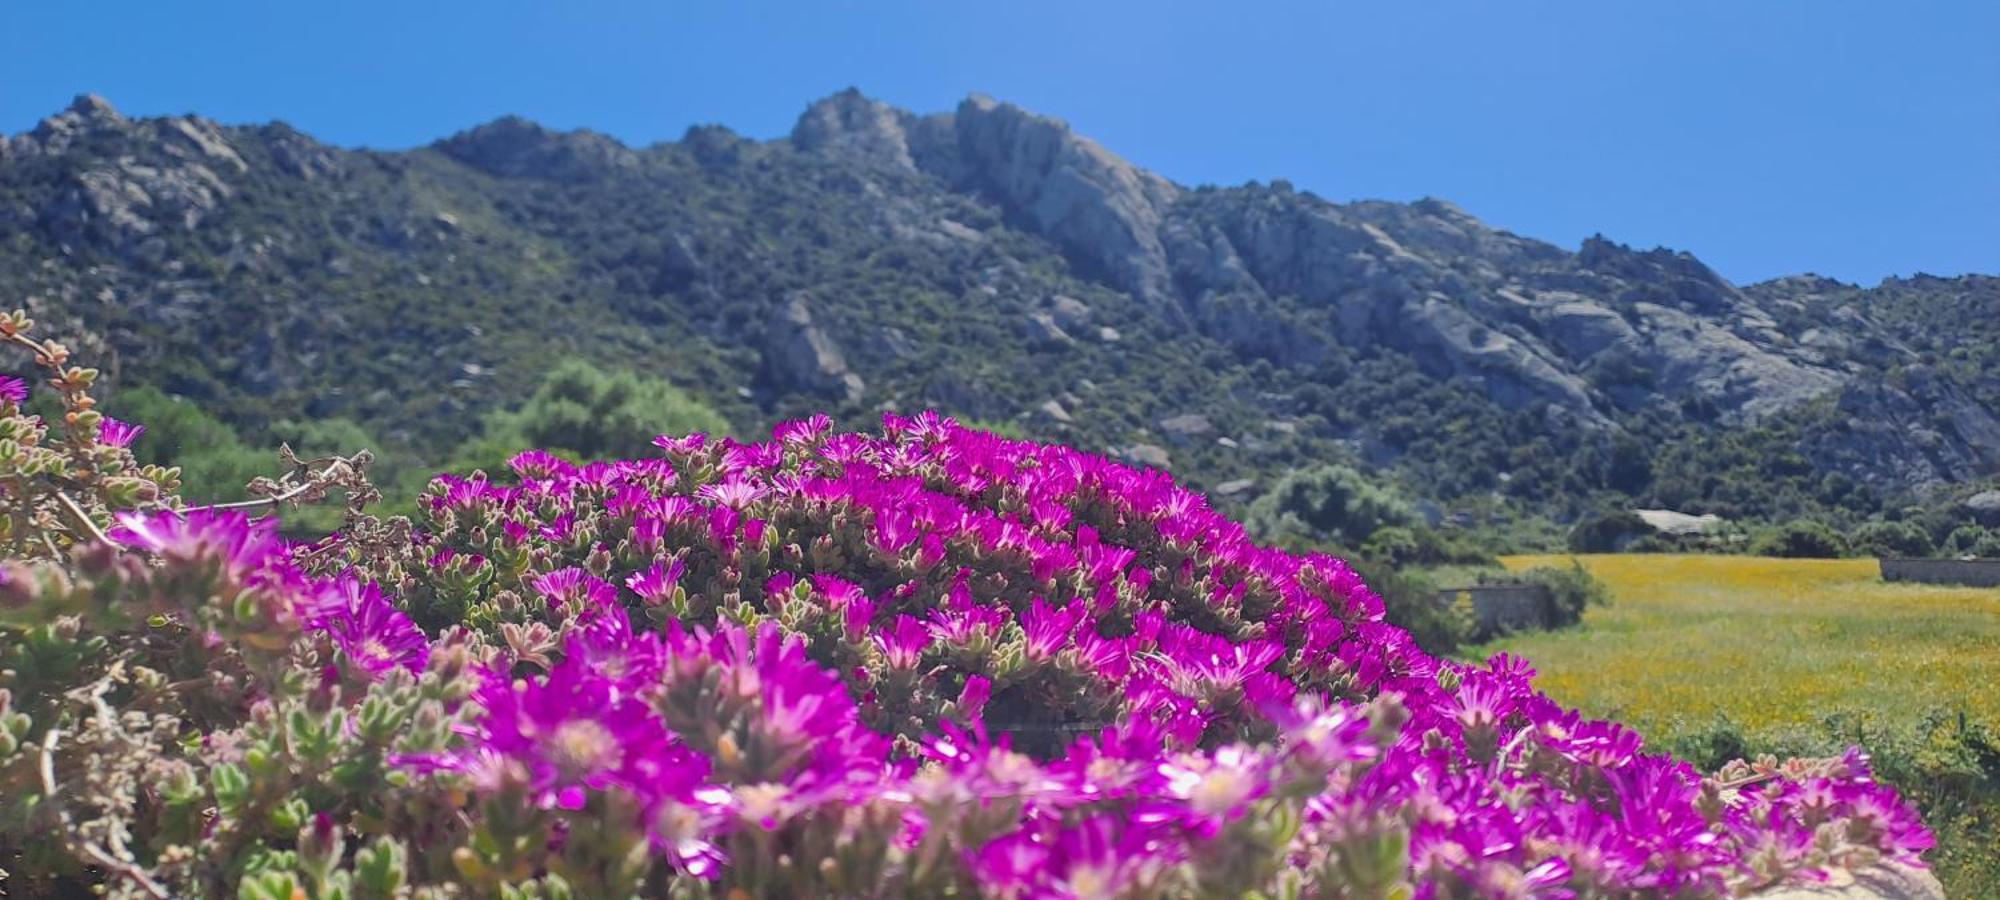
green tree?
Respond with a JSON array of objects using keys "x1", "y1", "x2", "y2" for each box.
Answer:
[
  {"x1": 452, "y1": 361, "x2": 731, "y2": 471},
  {"x1": 113, "y1": 386, "x2": 270, "y2": 502},
  {"x1": 1749, "y1": 519, "x2": 1849, "y2": 559},
  {"x1": 1246, "y1": 463, "x2": 1416, "y2": 547},
  {"x1": 1850, "y1": 520, "x2": 1935, "y2": 558},
  {"x1": 1567, "y1": 508, "x2": 1651, "y2": 553}
]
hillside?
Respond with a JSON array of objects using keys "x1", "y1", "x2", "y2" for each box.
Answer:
[{"x1": 3, "y1": 90, "x2": 1995, "y2": 532}]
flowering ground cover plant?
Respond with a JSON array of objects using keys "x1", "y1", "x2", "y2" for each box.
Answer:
[{"x1": 0, "y1": 314, "x2": 1936, "y2": 897}]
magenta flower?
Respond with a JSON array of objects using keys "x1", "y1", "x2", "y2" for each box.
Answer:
[
  {"x1": 1832, "y1": 780, "x2": 1935, "y2": 860},
  {"x1": 625, "y1": 558, "x2": 686, "y2": 606},
  {"x1": 652, "y1": 432, "x2": 708, "y2": 456},
  {"x1": 965, "y1": 829, "x2": 1051, "y2": 897},
  {"x1": 97, "y1": 415, "x2": 144, "y2": 448},
  {"x1": 661, "y1": 622, "x2": 889, "y2": 785},
  {"x1": 720, "y1": 439, "x2": 783, "y2": 473},
  {"x1": 1151, "y1": 745, "x2": 1273, "y2": 836},
  {"x1": 308, "y1": 578, "x2": 430, "y2": 676},
  {"x1": 508, "y1": 449, "x2": 577, "y2": 481},
  {"x1": 772, "y1": 413, "x2": 833, "y2": 446},
  {"x1": 1450, "y1": 672, "x2": 1520, "y2": 733},
  {"x1": 1534, "y1": 710, "x2": 1644, "y2": 768},
  {"x1": 428, "y1": 474, "x2": 493, "y2": 511},
  {"x1": 537, "y1": 512, "x2": 577, "y2": 543},
  {"x1": 0, "y1": 376, "x2": 25, "y2": 408},
  {"x1": 811, "y1": 573, "x2": 875, "y2": 637},
  {"x1": 875, "y1": 614, "x2": 931, "y2": 670},
  {"x1": 568, "y1": 618, "x2": 669, "y2": 690},
  {"x1": 111, "y1": 509, "x2": 290, "y2": 588},
  {"x1": 605, "y1": 484, "x2": 652, "y2": 518},
  {"x1": 1146, "y1": 625, "x2": 1284, "y2": 702},
  {"x1": 455, "y1": 655, "x2": 709, "y2": 813},
  {"x1": 1019, "y1": 597, "x2": 1079, "y2": 661},
  {"x1": 532, "y1": 567, "x2": 618, "y2": 620},
  {"x1": 1045, "y1": 815, "x2": 1181, "y2": 897},
  {"x1": 925, "y1": 580, "x2": 1008, "y2": 649},
  {"x1": 954, "y1": 675, "x2": 992, "y2": 721},
  {"x1": 872, "y1": 508, "x2": 920, "y2": 555},
  {"x1": 738, "y1": 625, "x2": 855, "y2": 751}
]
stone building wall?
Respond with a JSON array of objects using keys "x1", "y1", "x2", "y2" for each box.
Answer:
[{"x1": 1880, "y1": 557, "x2": 2000, "y2": 587}]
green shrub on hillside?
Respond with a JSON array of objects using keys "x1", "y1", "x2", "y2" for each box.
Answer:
[
  {"x1": 114, "y1": 386, "x2": 270, "y2": 502},
  {"x1": 1750, "y1": 519, "x2": 1849, "y2": 558},
  {"x1": 484, "y1": 360, "x2": 730, "y2": 460},
  {"x1": 1850, "y1": 520, "x2": 1936, "y2": 558},
  {"x1": 430, "y1": 361, "x2": 734, "y2": 480},
  {"x1": 1520, "y1": 563, "x2": 1611, "y2": 627},
  {"x1": 1246, "y1": 462, "x2": 1416, "y2": 548},
  {"x1": 1567, "y1": 508, "x2": 1651, "y2": 553},
  {"x1": 1941, "y1": 524, "x2": 2000, "y2": 558},
  {"x1": 1360, "y1": 524, "x2": 1496, "y2": 569}
]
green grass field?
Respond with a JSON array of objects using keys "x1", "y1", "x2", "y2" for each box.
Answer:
[
  {"x1": 1470, "y1": 554, "x2": 2000, "y2": 894},
  {"x1": 1476, "y1": 554, "x2": 2000, "y2": 736}
]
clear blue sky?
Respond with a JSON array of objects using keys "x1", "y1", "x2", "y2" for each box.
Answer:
[{"x1": 5, "y1": 1, "x2": 1994, "y2": 285}]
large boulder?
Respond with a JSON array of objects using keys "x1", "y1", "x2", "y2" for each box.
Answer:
[
  {"x1": 1965, "y1": 490, "x2": 2000, "y2": 526},
  {"x1": 760, "y1": 293, "x2": 865, "y2": 404}
]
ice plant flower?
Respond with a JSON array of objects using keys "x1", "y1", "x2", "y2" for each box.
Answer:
[
  {"x1": 308, "y1": 578, "x2": 429, "y2": 676},
  {"x1": 626, "y1": 558, "x2": 687, "y2": 606},
  {"x1": 97, "y1": 415, "x2": 144, "y2": 448},
  {"x1": 451, "y1": 654, "x2": 709, "y2": 812},
  {"x1": 110, "y1": 509, "x2": 290, "y2": 589},
  {"x1": 875, "y1": 614, "x2": 931, "y2": 670},
  {"x1": 532, "y1": 566, "x2": 618, "y2": 618}
]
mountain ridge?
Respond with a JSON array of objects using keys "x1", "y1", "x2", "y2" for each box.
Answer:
[{"x1": 4, "y1": 89, "x2": 1996, "y2": 529}]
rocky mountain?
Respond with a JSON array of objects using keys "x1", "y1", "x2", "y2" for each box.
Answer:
[{"x1": 3, "y1": 90, "x2": 1994, "y2": 528}]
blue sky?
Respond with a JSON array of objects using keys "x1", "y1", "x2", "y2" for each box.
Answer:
[{"x1": 5, "y1": 1, "x2": 1994, "y2": 285}]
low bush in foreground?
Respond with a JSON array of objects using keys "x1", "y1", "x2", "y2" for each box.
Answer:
[
  {"x1": 1473, "y1": 552, "x2": 1999, "y2": 895},
  {"x1": 1671, "y1": 712, "x2": 2000, "y2": 899},
  {"x1": 0, "y1": 314, "x2": 1938, "y2": 897}
]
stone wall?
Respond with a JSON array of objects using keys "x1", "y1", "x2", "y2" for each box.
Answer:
[
  {"x1": 1879, "y1": 557, "x2": 2000, "y2": 587},
  {"x1": 1436, "y1": 584, "x2": 1554, "y2": 635}
]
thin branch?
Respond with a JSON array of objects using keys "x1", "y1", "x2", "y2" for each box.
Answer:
[
  {"x1": 178, "y1": 450, "x2": 371, "y2": 516},
  {"x1": 35, "y1": 726, "x2": 59, "y2": 804},
  {"x1": 183, "y1": 481, "x2": 322, "y2": 513},
  {"x1": 51, "y1": 490, "x2": 114, "y2": 546},
  {"x1": 35, "y1": 684, "x2": 173, "y2": 899}
]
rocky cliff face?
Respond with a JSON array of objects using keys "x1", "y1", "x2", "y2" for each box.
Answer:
[
  {"x1": 3, "y1": 89, "x2": 1994, "y2": 509},
  {"x1": 790, "y1": 91, "x2": 1182, "y2": 303},
  {"x1": 788, "y1": 92, "x2": 1870, "y2": 427}
]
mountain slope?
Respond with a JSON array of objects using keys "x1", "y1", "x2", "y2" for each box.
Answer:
[{"x1": 2, "y1": 90, "x2": 1993, "y2": 528}]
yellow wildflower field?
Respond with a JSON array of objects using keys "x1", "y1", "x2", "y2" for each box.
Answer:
[{"x1": 1473, "y1": 554, "x2": 2000, "y2": 739}]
